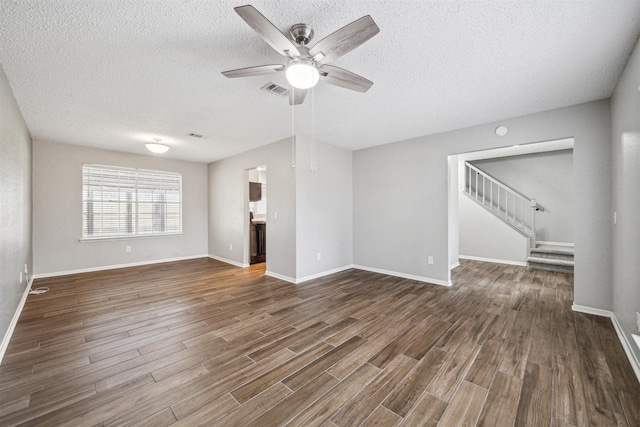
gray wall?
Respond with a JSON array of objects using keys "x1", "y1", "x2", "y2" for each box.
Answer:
[
  {"x1": 354, "y1": 100, "x2": 612, "y2": 309},
  {"x1": 207, "y1": 136, "x2": 352, "y2": 282},
  {"x1": 32, "y1": 141, "x2": 208, "y2": 275},
  {"x1": 354, "y1": 141, "x2": 453, "y2": 285},
  {"x1": 208, "y1": 138, "x2": 297, "y2": 280},
  {"x1": 0, "y1": 63, "x2": 32, "y2": 347},
  {"x1": 469, "y1": 150, "x2": 574, "y2": 243},
  {"x1": 447, "y1": 156, "x2": 459, "y2": 268},
  {"x1": 295, "y1": 136, "x2": 353, "y2": 280},
  {"x1": 611, "y1": 34, "x2": 640, "y2": 362}
]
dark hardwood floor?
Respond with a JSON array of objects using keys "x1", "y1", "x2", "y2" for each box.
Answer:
[{"x1": 1, "y1": 258, "x2": 639, "y2": 426}]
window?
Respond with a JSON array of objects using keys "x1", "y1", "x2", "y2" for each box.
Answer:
[{"x1": 82, "y1": 164, "x2": 182, "y2": 239}]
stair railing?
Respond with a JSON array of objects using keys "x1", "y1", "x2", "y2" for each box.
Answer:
[{"x1": 464, "y1": 161, "x2": 540, "y2": 250}]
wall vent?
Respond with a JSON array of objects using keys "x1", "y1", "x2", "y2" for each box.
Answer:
[
  {"x1": 188, "y1": 133, "x2": 207, "y2": 139},
  {"x1": 261, "y1": 81, "x2": 289, "y2": 97}
]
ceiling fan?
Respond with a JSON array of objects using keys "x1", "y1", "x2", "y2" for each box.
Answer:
[{"x1": 222, "y1": 5, "x2": 380, "y2": 105}]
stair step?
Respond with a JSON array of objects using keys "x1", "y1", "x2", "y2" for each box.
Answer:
[
  {"x1": 530, "y1": 245, "x2": 574, "y2": 264},
  {"x1": 531, "y1": 245, "x2": 574, "y2": 256},
  {"x1": 527, "y1": 262, "x2": 574, "y2": 274},
  {"x1": 527, "y1": 256, "x2": 574, "y2": 267},
  {"x1": 530, "y1": 251, "x2": 574, "y2": 261},
  {"x1": 527, "y1": 255, "x2": 574, "y2": 274}
]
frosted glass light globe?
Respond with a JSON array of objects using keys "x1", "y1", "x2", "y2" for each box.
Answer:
[
  {"x1": 145, "y1": 143, "x2": 170, "y2": 154},
  {"x1": 286, "y1": 61, "x2": 319, "y2": 89}
]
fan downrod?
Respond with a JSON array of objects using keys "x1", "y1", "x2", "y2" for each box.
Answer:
[{"x1": 289, "y1": 23, "x2": 314, "y2": 46}]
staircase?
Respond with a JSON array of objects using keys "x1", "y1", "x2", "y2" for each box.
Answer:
[
  {"x1": 463, "y1": 161, "x2": 537, "y2": 242},
  {"x1": 527, "y1": 244, "x2": 574, "y2": 273},
  {"x1": 463, "y1": 161, "x2": 574, "y2": 274}
]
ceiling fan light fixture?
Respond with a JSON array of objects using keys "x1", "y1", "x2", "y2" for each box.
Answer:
[
  {"x1": 145, "y1": 141, "x2": 170, "y2": 154},
  {"x1": 286, "y1": 60, "x2": 319, "y2": 89}
]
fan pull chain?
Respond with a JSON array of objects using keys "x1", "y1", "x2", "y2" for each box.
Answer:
[
  {"x1": 291, "y1": 88, "x2": 296, "y2": 168},
  {"x1": 311, "y1": 86, "x2": 317, "y2": 172}
]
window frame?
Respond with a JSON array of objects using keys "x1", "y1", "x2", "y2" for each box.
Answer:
[{"x1": 81, "y1": 164, "x2": 183, "y2": 241}]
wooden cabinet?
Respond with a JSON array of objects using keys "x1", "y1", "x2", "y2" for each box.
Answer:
[{"x1": 250, "y1": 222, "x2": 266, "y2": 264}]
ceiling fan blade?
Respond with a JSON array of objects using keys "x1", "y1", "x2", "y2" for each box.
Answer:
[
  {"x1": 222, "y1": 64, "x2": 285, "y2": 78},
  {"x1": 319, "y1": 65, "x2": 373, "y2": 93},
  {"x1": 309, "y1": 15, "x2": 380, "y2": 65},
  {"x1": 234, "y1": 5, "x2": 301, "y2": 58},
  {"x1": 289, "y1": 87, "x2": 308, "y2": 105}
]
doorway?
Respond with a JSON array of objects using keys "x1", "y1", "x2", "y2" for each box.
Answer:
[
  {"x1": 248, "y1": 165, "x2": 267, "y2": 264},
  {"x1": 448, "y1": 137, "x2": 575, "y2": 281}
]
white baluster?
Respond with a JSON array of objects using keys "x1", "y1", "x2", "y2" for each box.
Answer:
[
  {"x1": 490, "y1": 182, "x2": 493, "y2": 211},
  {"x1": 475, "y1": 171, "x2": 478, "y2": 200},
  {"x1": 482, "y1": 176, "x2": 485, "y2": 205},
  {"x1": 466, "y1": 164, "x2": 470, "y2": 193}
]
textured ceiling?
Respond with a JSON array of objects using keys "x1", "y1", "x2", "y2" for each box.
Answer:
[{"x1": 1, "y1": 1, "x2": 640, "y2": 163}]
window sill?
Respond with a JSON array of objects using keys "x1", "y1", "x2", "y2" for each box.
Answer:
[{"x1": 79, "y1": 233, "x2": 183, "y2": 243}]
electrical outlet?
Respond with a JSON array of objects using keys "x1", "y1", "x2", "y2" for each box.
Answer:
[
  {"x1": 428, "y1": 256, "x2": 434, "y2": 265},
  {"x1": 24, "y1": 263, "x2": 28, "y2": 274},
  {"x1": 636, "y1": 312, "x2": 640, "y2": 334},
  {"x1": 125, "y1": 246, "x2": 132, "y2": 253},
  {"x1": 317, "y1": 252, "x2": 321, "y2": 261},
  {"x1": 20, "y1": 272, "x2": 23, "y2": 284},
  {"x1": 229, "y1": 243, "x2": 233, "y2": 251}
]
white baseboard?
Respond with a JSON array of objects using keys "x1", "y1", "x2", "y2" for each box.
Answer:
[
  {"x1": 208, "y1": 254, "x2": 249, "y2": 268},
  {"x1": 352, "y1": 265, "x2": 451, "y2": 287},
  {"x1": 572, "y1": 304, "x2": 640, "y2": 385},
  {"x1": 571, "y1": 304, "x2": 613, "y2": 318},
  {"x1": 295, "y1": 265, "x2": 355, "y2": 284},
  {"x1": 32, "y1": 254, "x2": 210, "y2": 279},
  {"x1": 450, "y1": 262, "x2": 461, "y2": 270},
  {"x1": 459, "y1": 255, "x2": 526, "y2": 267},
  {"x1": 0, "y1": 276, "x2": 33, "y2": 364},
  {"x1": 209, "y1": 259, "x2": 355, "y2": 284},
  {"x1": 610, "y1": 314, "x2": 640, "y2": 384},
  {"x1": 265, "y1": 270, "x2": 296, "y2": 284},
  {"x1": 267, "y1": 264, "x2": 451, "y2": 287}
]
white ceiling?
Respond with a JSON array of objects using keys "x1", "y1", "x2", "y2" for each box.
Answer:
[{"x1": 1, "y1": 1, "x2": 640, "y2": 163}]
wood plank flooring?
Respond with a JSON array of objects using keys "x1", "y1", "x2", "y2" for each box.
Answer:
[{"x1": 1, "y1": 258, "x2": 639, "y2": 426}]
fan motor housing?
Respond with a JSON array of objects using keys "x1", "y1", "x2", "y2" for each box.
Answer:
[{"x1": 289, "y1": 23, "x2": 314, "y2": 45}]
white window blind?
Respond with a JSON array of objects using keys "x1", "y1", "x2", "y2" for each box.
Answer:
[{"x1": 82, "y1": 164, "x2": 182, "y2": 239}]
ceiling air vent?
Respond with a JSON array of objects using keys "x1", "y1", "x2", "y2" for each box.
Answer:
[
  {"x1": 188, "y1": 133, "x2": 207, "y2": 139},
  {"x1": 261, "y1": 81, "x2": 289, "y2": 97}
]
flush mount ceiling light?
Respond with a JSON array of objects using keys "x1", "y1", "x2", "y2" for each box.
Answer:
[
  {"x1": 145, "y1": 139, "x2": 169, "y2": 154},
  {"x1": 286, "y1": 59, "x2": 320, "y2": 89},
  {"x1": 495, "y1": 126, "x2": 508, "y2": 136}
]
